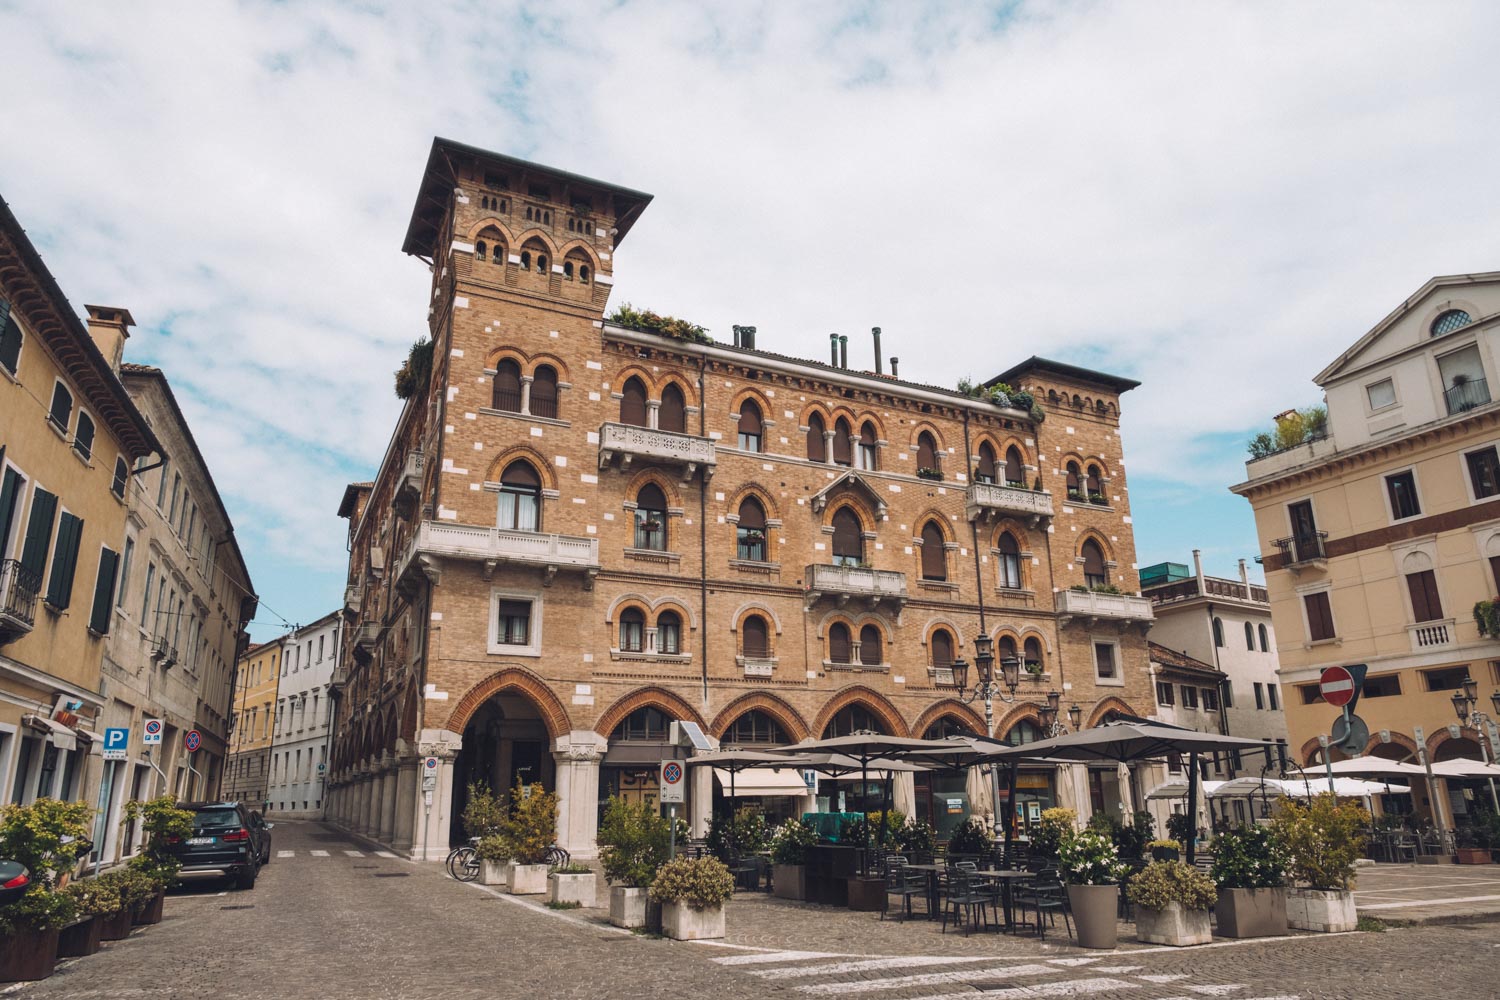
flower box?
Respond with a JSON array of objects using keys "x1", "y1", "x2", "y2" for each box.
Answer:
[
  {"x1": 480, "y1": 860, "x2": 510, "y2": 887},
  {"x1": 609, "y1": 886, "x2": 648, "y2": 928},
  {"x1": 1456, "y1": 847, "x2": 1493, "y2": 865},
  {"x1": 549, "y1": 872, "x2": 597, "y2": 908},
  {"x1": 661, "y1": 901, "x2": 725, "y2": 940},
  {"x1": 507, "y1": 863, "x2": 549, "y2": 895},
  {"x1": 1066, "y1": 884, "x2": 1119, "y2": 949},
  {"x1": 98, "y1": 907, "x2": 134, "y2": 941},
  {"x1": 0, "y1": 928, "x2": 60, "y2": 982},
  {"x1": 1135, "y1": 902, "x2": 1212, "y2": 946},
  {"x1": 132, "y1": 890, "x2": 165, "y2": 926},
  {"x1": 846, "y1": 875, "x2": 887, "y2": 911},
  {"x1": 773, "y1": 863, "x2": 807, "y2": 901},
  {"x1": 57, "y1": 915, "x2": 102, "y2": 958},
  {"x1": 1285, "y1": 887, "x2": 1356, "y2": 933},
  {"x1": 1214, "y1": 887, "x2": 1287, "y2": 939}
]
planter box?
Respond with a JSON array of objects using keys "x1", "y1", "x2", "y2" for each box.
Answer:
[
  {"x1": 661, "y1": 901, "x2": 725, "y2": 940},
  {"x1": 1066, "y1": 883, "x2": 1119, "y2": 950},
  {"x1": 609, "y1": 886, "x2": 648, "y2": 929},
  {"x1": 1135, "y1": 902, "x2": 1212, "y2": 946},
  {"x1": 773, "y1": 864, "x2": 807, "y2": 901},
  {"x1": 98, "y1": 907, "x2": 134, "y2": 941},
  {"x1": 846, "y1": 876, "x2": 887, "y2": 912},
  {"x1": 508, "y1": 863, "x2": 549, "y2": 895},
  {"x1": 57, "y1": 916, "x2": 102, "y2": 958},
  {"x1": 1456, "y1": 847, "x2": 1493, "y2": 865},
  {"x1": 133, "y1": 891, "x2": 165, "y2": 926},
  {"x1": 480, "y1": 860, "x2": 510, "y2": 887},
  {"x1": 1285, "y1": 887, "x2": 1356, "y2": 933},
  {"x1": 0, "y1": 928, "x2": 60, "y2": 982},
  {"x1": 1214, "y1": 887, "x2": 1287, "y2": 939},
  {"x1": 549, "y1": 872, "x2": 597, "y2": 908}
]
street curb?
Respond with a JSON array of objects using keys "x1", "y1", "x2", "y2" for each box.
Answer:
[{"x1": 1373, "y1": 909, "x2": 1500, "y2": 928}]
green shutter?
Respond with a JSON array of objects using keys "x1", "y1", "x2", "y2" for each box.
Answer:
[
  {"x1": 0, "y1": 302, "x2": 18, "y2": 375},
  {"x1": 45, "y1": 511, "x2": 83, "y2": 609},
  {"x1": 89, "y1": 547, "x2": 119, "y2": 635},
  {"x1": 19, "y1": 487, "x2": 57, "y2": 579}
]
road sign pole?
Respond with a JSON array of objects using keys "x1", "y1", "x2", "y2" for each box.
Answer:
[
  {"x1": 1318, "y1": 735, "x2": 1336, "y2": 794},
  {"x1": 91, "y1": 758, "x2": 112, "y2": 877}
]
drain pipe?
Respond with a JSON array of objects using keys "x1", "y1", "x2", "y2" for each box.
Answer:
[{"x1": 698, "y1": 352, "x2": 710, "y2": 705}]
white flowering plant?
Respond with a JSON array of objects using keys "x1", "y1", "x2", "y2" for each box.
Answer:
[{"x1": 1056, "y1": 827, "x2": 1129, "y2": 885}]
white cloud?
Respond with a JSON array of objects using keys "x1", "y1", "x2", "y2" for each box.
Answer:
[{"x1": 2, "y1": 0, "x2": 1498, "y2": 625}]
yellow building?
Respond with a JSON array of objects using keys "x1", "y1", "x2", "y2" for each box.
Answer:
[
  {"x1": 1233, "y1": 272, "x2": 1500, "y2": 826},
  {"x1": 0, "y1": 197, "x2": 159, "y2": 812},
  {"x1": 225, "y1": 638, "x2": 284, "y2": 808}
]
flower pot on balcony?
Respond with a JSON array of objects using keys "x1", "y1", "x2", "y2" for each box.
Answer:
[
  {"x1": 773, "y1": 864, "x2": 807, "y2": 901},
  {"x1": 548, "y1": 872, "x2": 597, "y2": 908},
  {"x1": 1135, "y1": 902, "x2": 1212, "y2": 946},
  {"x1": 0, "y1": 928, "x2": 60, "y2": 982},
  {"x1": 609, "y1": 886, "x2": 648, "y2": 928},
  {"x1": 98, "y1": 907, "x2": 134, "y2": 941},
  {"x1": 1285, "y1": 887, "x2": 1356, "y2": 933},
  {"x1": 661, "y1": 901, "x2": 725, "y2": 940},
  {"x1": 846, "y1": 876, "x2": 887, "y2": 912},
  {"x1": 507, "y1": 863, "x2": 549, "y2": 895},
  {"x1": 481, "y1": 860, "x2": 510, "y2": 886},
  {"x1": 1214, "y1": 887, "x2": 1287, "y2": 939},
  {"x1": 132, "y1": 890, "x2": 165, "y2": 926},
  {"x1": 1066, "y1": 884, "x2": 1119, "y2": 950},
  {"x1": 1456, "y1": 847, "x2": 1493, "y2": 865}
]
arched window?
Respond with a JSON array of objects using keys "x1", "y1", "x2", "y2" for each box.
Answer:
[
  {"x1": 1005, "y1": 447, "x2": 1025, "y2": 487},
  {"x1": 833, "y1": 417, "x2": 854, "y2": 466},
  {"x1": 1432, "y1": 309, "x2": 1472, "y2": 337},
  {"x1": 997, "y1": 636, "x2": 1019, "y2": 669},
  {"x1": 828, "y1": 622, "x2": 852, "y2": 664},
  {"x1": 476, "y1": 240, "x2": 487, "y2": 260},
  {"x1": 531, "y1": 365, "x2": 559, "y2": 419},
  {"x1": 498, "y1": 461, "x2": 541, "y2": 531},
  {"x1": 924, "y1": 716, "x2": 974, "y2": 740},
  {"x1": 930, "y1": 628, "x2": 955, "y2": 667},
  {"x1": 997, "y1": 532, "x2": 1023, "y2": 589},
  {"x1": 738, "y1": 401, "x2": 763, "y2": 452},
  {"x1": 1066, "y1": 462, "x2": 1083, "y2": 499},
  {"x1": 659, "y1": 383, "x2": 687, "y2": 433},
  {"x1": 831, "y1": 507, "x2": 863, "y2": 567},
  {"x1": 619, "y1": 607, "x2": 645, "y2": 652},
  {"x1": 634, "y1": 483, "x2": 668, "y2": 550},
  {"x1": 1023, "y1": 636, "x2": 1044, "y2": 671},
  {"x1": 1213, "y1": 616, "x2": 1225, "y2": 648},
  {"x1": 493, "y1": 359, "x2": 523, "y2": 412},
  {"x1": 976, "y1": 442, "x2": 997, "y2": 484},
  {"x1": 859, "y1": 624, "x2": 883, "y2": 666},
  {"x1": 519, "y1": 250, "x2": 531, "y2": 271},
  {"x1": 736, "y1": 497, "x2": 767, "y2": 561},
  {"x1": 742, "y1": 614, "x2": 771, "y2": 658},
  {"x1": 806, "y1": 412, "x2": 827, "y2": 462},
  {"x1": 823, "y1": 704, "x2": 885, "y2": 737},
  {"x1": 1081, "y1": 539, "x2": 1107, "y2": 588},
  {"x1": 1085, "y1": 464, "x2": 1103, "y2": 500},
  {"x1": 1258, "y1": 623, "x2": 1270, "y2": 652},
  {"x1": 620, "y1": 376, "x2": 648, "y2": 427},
  {"x1": 920, "y1": 520, "x2": 947, "y2": 581},
  {"x1": 611, "y1": 707, "x2": 669, "y2": 742},
  {"x1": 726, "y1": 710, "x2": 789, "y2": 746},
  {"x1": 1005, "y1": 719, "x2": 1043, "y2": 746},
  {"x1": 73, "y1": 411, "x2": 95, "y2": 461},
  {"x1": 916, "y1": 431, "x2": 940, "y2": 473},
  {"x1": 580, "y1": 265, "x2": 590, "y2": 284},
  {"x1": 1244, "y1": 621, "x2": 1255, "y2": 650},
  {"x1": 563, "y1": 260, "x2": 574, "y2": 279},
  {"x1": 858, "y1": 421, "x2": 878, "y2": 470},
  {"x1": 537, "y1": 254, "x2": 549, "y2": 274},
  {"x1": 657, "y1": 610, "x2": 682, "y2": 654}
]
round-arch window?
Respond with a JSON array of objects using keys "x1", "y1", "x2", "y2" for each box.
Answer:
[
  {"x1": 726, "y1": 709, "x2": 788, "y2": 745},
  {"x1": 1432, "y1": 309, "x2": 1471, "y2": 337},
  {"x1": 859, "y1": 624, "x2": 883, "y2": 665}
]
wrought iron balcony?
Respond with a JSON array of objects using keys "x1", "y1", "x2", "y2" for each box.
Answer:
[
  {"x1": 1055, "y1": 588, "x2": 1154, "y2": 625},
  {"x1": 0, "y1": 560, "x2": 41, "y2": 644},
  {"x1": 396, "y1": 520, "x2": 600, "y2": 591},
  {"x1": 1445, "y1": 377, "x2": 1490, "y2": 415},
  {"x1": 803, "y1": 564, "x2": 908, "y2": 610},
  {"x1": 966, "y1": 483, "x2": 1054, "y2": 524},
  {"x1": 1274, "y1": 531, "x2": 1328, "y2": 570},
  {"x1": 598, "y1": 422, "x2": 716, "y2": 479}
]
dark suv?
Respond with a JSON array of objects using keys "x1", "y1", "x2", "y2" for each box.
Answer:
[{"x1": 170, "y1": 802, "x2": 270, "y2": 890}]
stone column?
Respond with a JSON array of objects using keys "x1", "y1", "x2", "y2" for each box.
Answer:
[
  {"x1": 369, "y1": 765, "x2": 386, "y2": 839},
  {"x1": 552, "y1": 731, "x2": 607, "y2": 860},
  {"x1": 646, "y1": 399, "x2": 661, "y2": 429},
  {"x1": 823, "y1": 430, "x2": 836, "y2": 464},
  {"x1": 690, "y1": 760, "x2": 713, "y2": 838},
  {"x1": 413, "y1": 728, "x2": 463, "y2": 862},
  {"x1": 357, "y1": 765, "x2": 375, "y2": 835},
  {"x1": 392, "y1": 754, "x2": 419, "y2": 852},
  {"x1": 519, "y1": 374, "x2": 533, "y2": 415},
  {"x1": 380, "y1": 755, "x2": 399, "y2": 844}
]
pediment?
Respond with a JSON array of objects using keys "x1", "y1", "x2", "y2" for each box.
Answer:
[
  {"x1": 809, "y1": 470, "x2": 888, "y2": 517},
  {"x1": 1317, "y1": 272, "x2": 1500, "y2": 385}
]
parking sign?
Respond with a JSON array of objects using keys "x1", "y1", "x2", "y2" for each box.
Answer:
[
  {"x1": 659, "y1": 760, "x2": 685, "y2": 804},
  {"x1": 103, "y1": 727, "x2": 129, "y2": 761}
]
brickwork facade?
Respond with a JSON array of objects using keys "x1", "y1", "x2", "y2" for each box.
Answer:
[{"x1": 325, "y1": 140, "x2": 1154, "y2": 859}]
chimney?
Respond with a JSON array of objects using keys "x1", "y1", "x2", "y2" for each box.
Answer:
[
  {"x1": 741, "y1": 326, "x2": 756, "y2": 349},
  {"x1": 1193, "y1": 549, "x2": 1206, "y2": 590},
  {"x1": 85, "y1": 305, "x2": 134, "y2": 372},
  {"x1": 732, "y1": 325, "x2": 742, "y2": 348},
  {"x1": 838, "y1": 335, "x2": 848, "y2": 370},
  {"x1": 830, "y1": 333, "x2": 839, "y2": 367},
  {"x1": 890, "y1": 356, "x2": 900, "y2": 378},
  {"x1": 872, "y1": 327, "x2": 883, "y2": 375},
  {"x1": 1238, "y1": 558, "x2": 1249, "y2": 586}
]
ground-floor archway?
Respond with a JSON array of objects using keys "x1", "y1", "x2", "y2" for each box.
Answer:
[{"x1": 449, "y1": 692, "x2": 557, "y2": 845}]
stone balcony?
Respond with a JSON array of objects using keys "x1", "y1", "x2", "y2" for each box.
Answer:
[
  {"x1": 351, "y1": 623, "x2": 380, "y2": 664},
  {"x1": 394, "y1": 450, "x2": 425, "y2": 517},
  {"x1": 396, "y1": 520, "x2": 600, "y2": 591},
  {"x1": 598, "y1": 422, "x2": 716, "y2": 479},
  {"x1": 343, "y1": 584, "x2": 362, "y2": 617},
  {"x1": 803, "y1": 563, "x2": 908, "y2": 611},
  {"x1": 966, "y1": 483, "x2": 1054, "y2": 525},
  {"x1": 1056, "y1": 588, "x2": 1155, "y2": 628}
]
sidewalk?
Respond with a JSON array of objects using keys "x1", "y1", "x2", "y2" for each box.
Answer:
[{"x1": 1354, "y1": 862, "x2": 1500, "y2": 925}]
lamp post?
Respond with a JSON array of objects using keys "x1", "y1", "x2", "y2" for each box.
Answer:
[
  {"x1": 950, "y1": 636, "x2": 1021, "y2": 840},
  {"x1": 1036, "y1": 689, "x2": 1083, "y2": 738},
  {"x1": 1450, "y1": 676, "x2": 1500, "y2": 812}
]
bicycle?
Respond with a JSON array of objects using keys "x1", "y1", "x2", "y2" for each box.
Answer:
[{"x1": 446, "y1": 837, "x2": 481, "y2": 882}]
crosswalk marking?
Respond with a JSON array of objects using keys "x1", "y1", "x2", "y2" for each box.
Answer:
[
  {"x1": 1048, "y1": 958, "x2": 1103, "y2": 966},
  {"x1": 1091, "y1": 966, "x2": 1143, "y2": 974},
  {"x1": 375, "y1": 851, "x2": 396, "y2": 858},
  {"x1": 343, "y1": 850, "x2": 364, "y2": 857},
  {"x1": 796, "y1": 963, "x2": 1055, "y2": 995},
  {"x1": 1187, "y1": 987, "x2": 1246, "y2": 996},
  {"x1": 1140, "y1": 974, "x2": 1191, "y2": 983},
  {"x1": 309, "y1": 850, "x2": 329, "y2": 857},
  {"x1": 276, "y1": 850, "x2": 294, "y2": 858},
  {"x1": 749, "y1": 956, "x2": 995, "y2": 980},
  {"x1": 714, "y1": 951, "x2": 840, "y2": 966},
  {"x1": 887, "y1": 979, "x2": 1138, "y2": 1000}
]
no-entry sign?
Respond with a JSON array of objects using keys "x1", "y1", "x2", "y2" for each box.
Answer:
[{"x1": 1320, "y1": 666, "x2": 1356, "y2": 707}]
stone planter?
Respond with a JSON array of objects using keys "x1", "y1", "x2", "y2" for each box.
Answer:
[
  {"x1": 1215, "y1": 887, "x2": 1288, "y2": 939},
  {"x1": 773, "y1": 863, "x2": 807, "y2": 901},
  {"x1": 1285, "y1": 887, "x2": 1357, "y2": 933},
  {"x1": 0, "y1": 928, "x2": 60, "y2": 982},
  {"x1": 57, "y1": 915, "x2": 102, "y2": 958},
  {"x1": 508, "y1": 863, "x2": 549, "y2": 895},
  {"x1": 609, "y1": 886, "x2": 648, "y2": 929},
  {"x1": 133, "y1": 890, "x2": 165, "y2": 926},
  {"x1": 661, "y1": 901, "x2": 725, "y2": 940},
  {"x1": 480, "y1": 860, "x2": 510, "y2": 887},
  {"x1": 846, "y1": 876, "x2": 887, "y2": 912},
  {"x1": 1066, "y1": 883, "x2": 1119, "y2": 950},
  {"x1": 1135, "y1": 902, "x2": 1212, "y2": 946},
  {"x1": 549, "y1": 872, "x2": 597, "y2": 908},
  {"x1": 1456, "y1": 847, "x2": 1493, "y2": 865},
  {"x1": 98, "y1": 907, "x2": 134, "y2": 941}
]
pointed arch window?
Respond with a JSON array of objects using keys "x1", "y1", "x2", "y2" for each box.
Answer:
[
  {"x1": 823, "y1": 704, "x2": 885, "y2": 737},
  {"x1": 1085, "y1": 464, "x2": 1104, "y2": 500},
  {"x1": 833, "y1": 417, "x2": 854, "y2": 466},
  {"x1": 726, "y1": 709, "x2": 788, "y2": 745},
  {"x1": 807, "y1": 412, "x2": 827, "y2": 462},
  {"x1": 742, "y1": 614, "x2": 771, "y2": 658},
  {"x1": 828, "y1": 622, "x2": 852, "y2": 664},
  {"x1": 738, "y1": 400, "x2": 763, "y2": 452},
  {"x1": 498, "y1": 461, "x2": 541, "y2": 531},
  {"x1": 634, "y1": 483, "x2": 668, "y2": 550},
  {"x1": 1023, "y1": 636, "x2": 1044, "y2": 671},
  {"x1": 659, "y1": 383, "x2": 687, "y2": 433},
  {"x1": 976, "y1": 442, "x2": 998, "y2": 484},
  {"x1": 737, "y1": 497, "x2": 767, "y2": 561},
  {"x1": 997, "y1": 531, "x2": 1023, "y2": 589},
  {"x1": 919, "y1": 520, "x2": 947, "y2": 581},
  {"x1": 1213, "y1": 616, "x2": 1225, "y2": 648},
  {"x1": 916, "y1": 431, "x2": 940, "y2": 473},
  {"x1": 657, "y1": 610, "x2": 682, "y2": 654},
  {"x1": 859, "y1": 624, "x2": 883, "y2": 666},
  {"x1": 831, "y1": 507, "x2": 863, "y2": 567},
  {"x1": 531, "y1": 364, "x2": 559, "y2": 419},
  {"x1": 619, "y1": 607, "x2": 646, "y2": 652},
  {"x1": 493, "y1": 359, "x2": 523, "y2": 413},
  {"x1": 1066, "y1": 462, "x2": 1083, "y2": 500},
  {"x1": 1081, "y1": 539, "x2": 1107, "y2": 588},
  {"x1": 612, "y1": 707, "x2": 669, "y2": 742},
  {"x1": 621, "y1": 376, "x2": 648, "y2": 427},
  {"x1": 858, "y1": 422, "x2": 878, "y2": 470},
  {"x1": 930, "y1": 628, "x2": 955, "y2": 668},
  {"x1": 1004, "y1": 447, "x2": 1025, "y2": 487},
  {"x1": 1244, "y1": 621, "x2": 1255, "y2": 650}
]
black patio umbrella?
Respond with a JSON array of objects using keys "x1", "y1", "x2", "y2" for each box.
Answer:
[{"x1": 684, "y1": 749, "x2": 804, "y2": 818}]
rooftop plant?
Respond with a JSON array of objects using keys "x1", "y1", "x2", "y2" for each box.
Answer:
[
  {"x1": 609, "y1": 303, "x2": 711, "y2": 344},
  {"x1": 394, "y1": 338, "x2": 434, "y2": 400},
  {"x1": 1248, "y1": 405, "x2": 1328, "y2": 459}
]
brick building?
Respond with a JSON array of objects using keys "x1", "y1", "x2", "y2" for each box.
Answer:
[{"x1": 326, "y1": 139, "x2": 1154, "y2": 859}]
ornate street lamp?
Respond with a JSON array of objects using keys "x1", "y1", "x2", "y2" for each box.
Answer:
[
  {"x1": 1036, "y1": 689, "x2": 1082, "y2": 737},
  {"x1": 1451, "y1": 675, "x2": 1500, "y2": 812}
]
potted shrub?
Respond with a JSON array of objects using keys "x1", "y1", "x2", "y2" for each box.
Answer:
[
  {"x1": 1057, "y1": 826, "x2": 1128, "y2": 949},
  {"x1": 1210, "y1": 825, "x2": 1289, "y2": 938},
  {"x1": 1128, "y1": 861, "x2": 1216, "y2": 946},
  {"x1": 946, "y1": 817, "x2": 992, "y2": 859},
  {"x1": 1148, "y1": 839, "x2": 1182, "y2": 863},
  {"x1": 0, "y1": 798, "x2": 92, "y2": 981},
  {"x1": 597, "y1": 798, "x2": 670, "y2": 929},
  {"x1": 121, "y1": 796, "x2": 193, "y2": 924},
  {"x1": 500, "y1": 780, "x2": 558, "y2": 895},
  {"x1": 1166, "y1": 812, "x2": 1197, "y2": 852},
  {"x1": 770, "y1": 818, "x2": 818, "y2": 901},
  {"x1": 1456, "y1": 814, "x2": 1498, "y2": 865},
  {"x1": 475, "y1": 834, "x2": 511, "y2": 887},
  {"x1": 649, "y1": 856, "x2": 734, "y2": 940},
  {"x1": 461, "y1": 783, "x2": 510, "y2": 884},
  {"x1": 59, "y1": 875, "x2": 125, "y2": 957},
  {"x1": 1272, "y1": 794, "x2": 1367, "y2": 933},
  {"x1": 90, "y1": 870, "x2": 146, "y2": 941},
  {"x1": 1031, "y1": 808, "x2": 1077, "y2": 860},
  {"x1": 895, "y1": 819, "x2": 936, "y2": 858},
  {"x1": 548, "y1": 862, "x2": 598, "y2": 908}
]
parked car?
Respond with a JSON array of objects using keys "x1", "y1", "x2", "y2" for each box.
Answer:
[
  {"x1": 249, "y1": 811, "x2": 274, "y2": 864},
  {"x1": 0, "y1": 860, "x2": 29, "y2": 906},
  {"x1": 170, "y1": 802, "x2": 268, "y2": 890}
]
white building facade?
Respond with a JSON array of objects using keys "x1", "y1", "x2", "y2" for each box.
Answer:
[{"x1": 266, "y1": 610, "x2": 339, "y2": 818}]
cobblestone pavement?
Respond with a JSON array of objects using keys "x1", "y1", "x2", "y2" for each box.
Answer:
[
  {"x1": 1353, "y1": 862, "x2": 1500, "y2": 923},
  {"x1": 9, "y1": 822, "x2": 1500, "y2": 1000}
]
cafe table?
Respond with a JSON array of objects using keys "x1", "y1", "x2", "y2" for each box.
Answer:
[{"x1": 973, "y1": 869, "x2": 1034, "y2": 933}]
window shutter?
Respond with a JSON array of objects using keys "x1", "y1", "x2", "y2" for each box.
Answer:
[
  {"x1": 1304, "y1": 592, "x2": 1335, "y2": 641},
  {"x1": 0, "y1": 466, "x2": 19, "y2": 562},
  {"x1": 530, "y1": 366, "x2": 559, "y2": 419},
  {"x1": 46, "y1": 511, "x2": 83, "y2": 608},
  {"x1": 806, "y1": 414, "x2": 826, "y2": 462},
  {"x1": 917, "y1": 433, "x2": 938, "y2": 469},
  {"x1": 739, "y1": 402, "x2": 763, "y2": 435},
  {"x1": 738, "y1": 498, "x2": 765, "y2": 530},
  {"x1": 1406, "y1": 570, "x2": 1443, "y2": 622},
  {"x1": 828, "y1": 623, "x2": 850, "y2": 663},
  {"x1": 859, "y1": 625, "x2": 882, "y2": 665},
  {"x1": 833, "y1": 419, "x2": 853, "y2": 465},
  {"x1": 1081, "y1": 541, "x2": 1105, "y2": 577},
  {"x1": 859, "y1": 422, "x2": 876, "y2": 448},
  {"x1": 743, "y1": 615, "x2": 769, "y2": 657},
  {"x1": 659, "y1": 384, "x2": 687, "y2": 433},
  {"x1": 621, "y1": 378, "x2": 648, "y2": 426},
  {"x1": 493, "y1": 360, "x2": 522, "y2": 412},
  {"x1": 920, "y1": 521, "x2": 946, "y2": 580},
  {"x1": 89, "y1": 547, "x2": 119, "y2": 635},
  {"x1": 48, "y1": 382, "x2": 71, "y2": 428},
  {"x1": 831, "y1": 508, "x2": 861, "y2": 561},
  {"x1": 20, "y1": 487, "x2": 58, "y2": 579},
  {"x1": 1005, "y1": 448, "x2": 1024, "y2": 485},
  {"x1": 0, "y1": 304, "x2": 20, "y2": 375},
  {"x1": 930, "y1": 630, "x2": 953, "y2": 666}
]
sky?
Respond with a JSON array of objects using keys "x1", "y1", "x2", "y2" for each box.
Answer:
[{"x1": 2, "y1": 0, "x2": 1498, "y2": 641}]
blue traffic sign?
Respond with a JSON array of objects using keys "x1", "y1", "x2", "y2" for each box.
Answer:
[
  {"x1": 184, "y1": 729, "x2": 202, "y2": 753},
  {"x1": 103, "y1": 728, "x2": 129, "y2": 760}
]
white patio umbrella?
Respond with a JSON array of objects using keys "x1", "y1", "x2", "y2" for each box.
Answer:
[
  {"x1": 1428, "y1": 757, "x2": 1500, "y2": 779},
  {"x1": 1146, "y1": 777, "x2": 1189, "y2": 801}
]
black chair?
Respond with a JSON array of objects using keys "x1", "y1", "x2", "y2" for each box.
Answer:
[
  {"x1": 940, "y1": 869, "x2": 991, "y2": 936},
  {"x1": 1015, "y1": 869, "x2": 1072, "y2": 941},
  {"x1": 883, "y1": 863, "x2": 926, "y2": 921}
]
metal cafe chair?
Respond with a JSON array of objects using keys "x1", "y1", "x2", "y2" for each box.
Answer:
[
  {"x1": 940, "y1": 869, "x2": 991, "y2": 936},
  {"x1": 882, "y1": 863, "x2": 926, "y2": 921},
  {"x1": 1015, "y1": 868, "x2": 1071, "y2": 941}
]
